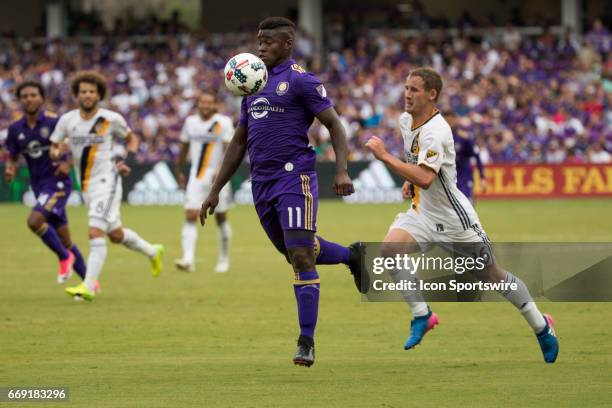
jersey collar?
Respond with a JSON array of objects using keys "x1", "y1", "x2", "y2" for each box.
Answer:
[{"x1": 269, "y1": 58, "x2": 295, "y2": 75}]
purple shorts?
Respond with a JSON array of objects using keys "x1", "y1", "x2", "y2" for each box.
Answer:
[
  {"x1": 252, "y1": 172, "x2": 318, "y2": 253},
  {"x1": 457, "y1": 179, "x2": 473, "y2": 199},
  {"x1": 33, "y1": 181, "x2": 71, "y2": 228}
]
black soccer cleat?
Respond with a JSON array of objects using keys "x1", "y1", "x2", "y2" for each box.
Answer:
[
  {"x1": 293, "y1": 335, "x2": 315, "y2": 367},
  {"x1": 347, "y1": 242, "x2": 369, "y2": 294}
]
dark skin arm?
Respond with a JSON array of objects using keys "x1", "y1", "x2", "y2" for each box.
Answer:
[
  {"x1": 316, "y1": 107, "x2": 354, "y2": 196},
  {"x1": 199, "y1": 126, "x2": 247, "y2": 225},
  {"x1": 175, "y1": 142, "x2": 189, "y2": 189}
]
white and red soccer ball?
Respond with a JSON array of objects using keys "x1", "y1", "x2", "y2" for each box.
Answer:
[{"x1": 224, "y1": 53, "x2": 268, "y2": 97}]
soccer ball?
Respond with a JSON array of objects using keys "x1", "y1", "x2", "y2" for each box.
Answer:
[{"x1": 224, "y1": 53, "x2": 268, "y2": 96}]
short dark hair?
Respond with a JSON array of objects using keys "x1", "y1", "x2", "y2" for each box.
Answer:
[
  {"x1": 71, "y1": 71, "x2": 107, "y2": 99},
  {"x1": 409, "y1": 67, "x2": 443, "y2": 102},
  {"x1": 16, "y1": 81, "x2": 45, "y2": 99},
  {"x1": 258, "y1": 17, "x2": 296, "y2": 33}
]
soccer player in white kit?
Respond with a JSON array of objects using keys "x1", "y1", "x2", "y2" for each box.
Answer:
[
  {"x1": 174, "y1": 91, "x2": 234, "y2": 273},
  {"x1": 365, "y1": 67, "x2": 559, "y2": 363},
  {"x1": 50, "y1": 71, "x2": 164, "y2": 301}
]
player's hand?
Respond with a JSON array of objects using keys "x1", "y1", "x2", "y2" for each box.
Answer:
[
  {"x1": 4, "y1": 164, "x2": 15, "y2": 182},
  {"x1": 116, "y1": 161, "x2": 131, "y2": 176},
  {"x1": 199, "y1": 191, "x2": 219, "y2": 226},
  {"x1": 402, "y1": 180, "x2": 412, "y2": 199},
  {"x1": 54, "y1": 161, "x2": 71, "y2": 178},
  {"x1": 333, "y1": 170, "x2": 355, "y2": 196},
  {"x1": 176, "y1": 172, "x2": 186, "y2": 189},
  {"x1": 365, "y1": 136, "x2": 389, "y2": 161}
]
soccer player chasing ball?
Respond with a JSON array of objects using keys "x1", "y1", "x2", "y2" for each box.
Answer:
[
  {"x1": 365, "y1": 67, "x2": 558, "y2": 363},
  {"x1": 50, "y1": 71, "x2": 164, "y2": 301},
  {"x1": 200, "y1": 17, "x2": 365, "y2": 367},
  {"x1": 5, "y1": 81, "x2": 87, "y2": 286}
]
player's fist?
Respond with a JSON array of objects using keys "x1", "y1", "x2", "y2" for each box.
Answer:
[
  {"x1": 333, "y1": 170, "x2": 355, "y2": 196},
  {"x1": 4, "y1": 163, "x2": 15, "y2": 182},
  {"x1": 54, "y1": 161, "x2": 71, "y2": 178},
  {"x1": 402, "y1": 180, "x2": 412, "y2": 199},
  {"x1": 200, "y1": 191, "x2": 219, "y2": 226},
  {"x1": 116, "y1": 161, "x2": 131, "y2": 176},
  {"x1": 365, "y1": 136, "x2": 388, "y2": 161}
]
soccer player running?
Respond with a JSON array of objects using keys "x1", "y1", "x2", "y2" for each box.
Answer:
[
  {"x1": 365, "y1": 67, "x2": 558, "y2": 363},
  {"x1": 50, "y1": 71, "x2": 164, "y2": 301},
  {"x1": 175, "y1": 92, "x2": 234, "y2": 273},
  {"x1": 200, "y1": 17, "x2": 364, "y2": 367},
  {"x1": 5, "y1": 81, "x2": 87, "y2": 285}
]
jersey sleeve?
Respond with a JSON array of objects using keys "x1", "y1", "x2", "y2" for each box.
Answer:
[
  {"x1": 295, "y1": 72, "x2": 333, "y2": 116},
  {"x1": 222, "y1": 117, "x2": 234, "y2": 143},
  {"x1": 5, "y1": 126, "x2": 20, "y2": 157},
  {"x1": 49, "y1": 114, "x2": 68, "y2": 144},
  {"x1": 417, "y1": 127, "x2": 446, "y2": 173},
  {"x1": 238, "y1": 97, "x2": 248, "y2": 128},
  {"x1": 111, "y1": 113, "x2": 130, "y2": 139}
]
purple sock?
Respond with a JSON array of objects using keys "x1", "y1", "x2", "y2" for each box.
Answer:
[
  {"x1": 315, "y1": 236, "x2": 351, "y2": 265},
  {"x1": 70, "y1": 244, "x2": 87, "y2": 280},
  {"x1": 40, "y1": 225, "x2": 69, "y2": 260},
  {"x1": 294, "y1": 271, "x2": 320, "y2": 339}
]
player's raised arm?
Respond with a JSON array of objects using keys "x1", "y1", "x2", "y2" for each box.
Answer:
[
  {"x1": 316, "y1": 107, "x2": 354, "y2": 196},
  {"x1": 200, "y1": 125, "x2": 247, "y2": 226},
  {"x1": 366, "y1": 136, "x2": 437, "y2": 189}
]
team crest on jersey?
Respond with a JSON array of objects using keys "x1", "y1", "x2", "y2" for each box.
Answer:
[
  {"x1": 93, "y1": 118, "x2": 110, "y2": 136},
  {"x1": 316, "y1": 84, "x2": 327, "y2": 98},
  {"x1": 410, "y1": 133, "x2": 419, "y2": 154},
  {"x1": 276, "y1": 82, "x2": 289, "y2": 96},
  {"x1": 425, "y1": 149, "x2": 439, "y2": 163},
  {"x1": 291, "y1": 64, "x2": 305, "y2": 73},
  {"x1": 40, "y1": 127, "x2": 49, "y2": 138},
  {"x1": 18, "y1": 133, "x2": 25, "y2": 141}
]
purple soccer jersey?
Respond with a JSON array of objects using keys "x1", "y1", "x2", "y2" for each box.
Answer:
[
  {"x1": 6, "y1": 111, "x2": 72, "y2": 226},
  {"x1": 454, "y1": 134, "x2": 484, "y2": 199},
  {"x1": 239, "y1": 59, "x2": 332, "y2": 249},
  {"x1": 239, "y1": 59, "x2": 332, "y2": 181}
]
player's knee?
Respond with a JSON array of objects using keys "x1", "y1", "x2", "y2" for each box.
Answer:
[
  {"x1": 108, "y1": 229, "x2": 124, "y2": 244},
  {"x1": 26, "y1": 214, "x2": 45, "y2": 233},
  {"x1": 88, "y1": 227, "x2": 106, "y2": 240},
  {"x1": 215, "y1": 212, "x2": 227, "y2": 224},
  {"x1": 288, "y1": 248, "x2": 316, "y2": 272},
  {"x1": 185, "y1": 210, "x2": 199, "y2": 223}
]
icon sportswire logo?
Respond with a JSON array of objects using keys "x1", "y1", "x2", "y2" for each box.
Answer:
[
  {"x1": 128, "y1": 162, "x2": 184, "y2": 205},
  {"x1": 343, "y1": 161, "x2": 403, "y2": 203}
]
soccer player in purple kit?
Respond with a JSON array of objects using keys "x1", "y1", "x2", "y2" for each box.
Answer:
[
  {"x1": 200, "y1": 17, "x2": 365, "y2": 367},
  {"x1": 4, "y1": 81, "x2": 87, "y2": 285},
  {"x1": 446, "y1": 111, "x2": 485, "y2": 202}
]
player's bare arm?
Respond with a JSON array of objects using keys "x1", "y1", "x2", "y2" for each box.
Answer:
[
  {"x1": 54, "y1": 155, "x2": 73, "y2": 178},
  {"x1": 116, "y1": 130, "x2": 138, "y2": 176},
  {"x1": 366, "y1": 135, "x2": 436, "y2": 189},
  {"x1": 4, "y1": 154, "x2": 19, "y2": 182},
  {"x1": 316, "y1": 107, "x2": 354, "y2": 196},
  {"x1": 175, "y1": 142, "x2": 189, "y2": 189},
  {"x1": 200, "y1": 125, "x2": 247, "y2": 225}
]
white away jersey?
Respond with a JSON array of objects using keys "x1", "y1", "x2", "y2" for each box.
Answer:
[
  {"x1": 50, "y1": 108, "x2": 129, "y2": 192},
  {"x1": 399, "y1": 111, "x2": 479, "y2": 232},
  {"x1": 180, "y1": 113, "x2": 233, "y2": 183}
]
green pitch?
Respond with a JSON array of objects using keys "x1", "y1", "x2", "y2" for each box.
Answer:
[{"x1": 1, "y1": 199, "x2": 611, "y2": 407}]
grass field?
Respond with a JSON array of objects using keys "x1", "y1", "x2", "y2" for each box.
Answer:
[{"x1": 1, "y1": 199, "x2": 612, "y2": 407}]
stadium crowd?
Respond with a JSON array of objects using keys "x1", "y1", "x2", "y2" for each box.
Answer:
[{"x1": 0, "y1": 18, "x2": 610, "y2": 164}]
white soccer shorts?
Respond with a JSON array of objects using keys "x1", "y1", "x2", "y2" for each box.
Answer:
[
  {"x1": 85, "y1": 176, "x2": 123, "y2": 232},
  {"x1": 184, "y1": 178, "x2": 233, "y2": 212}
]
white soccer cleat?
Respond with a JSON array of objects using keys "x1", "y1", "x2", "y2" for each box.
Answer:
[
  {"x1": 214, "y1": 258, "x2": 230, "y2": 273},
  {"x1": 174, "y1": 258, "x2": 195, "y2": 273}
]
